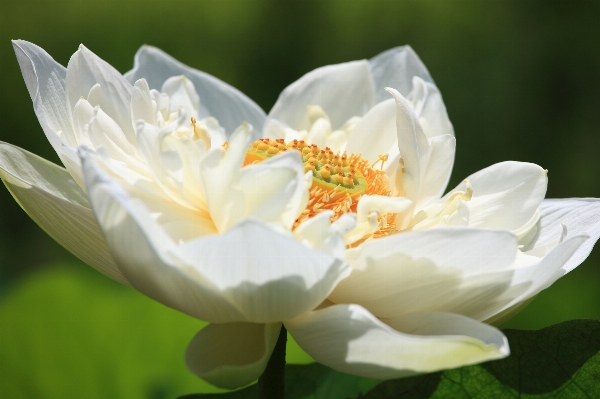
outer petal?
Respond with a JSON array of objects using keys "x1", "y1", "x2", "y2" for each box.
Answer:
[
  {"x1": 480, "y1": 235, "x2": 588, "y2": 323},
  {"x1": 82, "y1": 149, "x2": 349, "y2": 323},
  {"x1": 369, "y1": 46, "x2": 434, "y2": 102},
  {"x1": 0, "y1": 142, "x2": 127, "y2": 285},
  {"x1": 66, "y1": 45, "x2": 136, "y2": 145},
  {"x1": 268, "y1": 61, "x2": 376, "y2": 131},
  {"x1": 124, "y1": 45, "x2": 266, "y2": 136},
  {"x1": 330, "y1": 227, "x2": 517, "y2": 319},
  {"x1": 526, "y1": 198, "x2": 600, "y2": 273},
  {"x1": 172, "y1": 220, "x2": 350, "y2": 323},
  {"x1": 444, "y1": 161, "x2": 547, "y2": 232},
  {"x1": 81, "y1": 148, "x2": 247, "y2": 322},
  {"x1": 285, "y1": 304, "x2": 508, "y2": 380},
  {"x1": 12, "y1": 40, "x2": 84, "y2": 186},
  {"x1": 186, "y1": 322, "x2": 282, "y2": 389}
]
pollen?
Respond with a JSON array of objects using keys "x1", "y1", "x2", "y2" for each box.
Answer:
[{"x1": 244, "y1": 139, "x2": 396, "y2": 236}]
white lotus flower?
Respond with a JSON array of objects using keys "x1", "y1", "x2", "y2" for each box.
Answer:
[{"x1": 3, "y1": 40, "x2": 600, "y2": 389}]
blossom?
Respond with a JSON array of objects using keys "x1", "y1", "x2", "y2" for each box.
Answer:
[{"x1": 3, "y1": 40, "x2": 600, "y2": 389}]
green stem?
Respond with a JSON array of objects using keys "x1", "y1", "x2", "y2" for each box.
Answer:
[{"x1": 258, "y1": 325, "x2": 287, "y2": 399}]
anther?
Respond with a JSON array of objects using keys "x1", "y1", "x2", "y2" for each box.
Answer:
[
  {"x1": 257, "y1": 141, "x2": 270, "y2": 151},
  {"x1": 333, "y1": 173, "x2": 344, "y2": 184},
  {"x1": 318, "y1": 165, "x2": 331, "y2": 180}
]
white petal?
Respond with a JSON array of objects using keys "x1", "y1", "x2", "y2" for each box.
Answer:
[
  {"x1": 12, "y1": 40, "x2": 73, "y2": 142},
  {"x1": 186, "y1": 322, "x2": 282, "y2": 389},
  {"x1": 0, "y1": 142, "x2": 127, "y2": 285},
  {"x1": 83, "y1": 143, "x2": 349, "y2": 323},
  {"x1": 80, "y1": 148, "x2": 247, "y2": 322},
  {"x1": 527, "y1": 198, "x2": 600, "y2": 273},
  {"x1": 124, "y1": 45, "x2": 266, "y2": 136},
  {"x1": 269, "y1": 61, "x2": 375, "y2": 131},
  {"x1": 407, "y1": 76, "x2": 454, "y2": 139},
  {"x1": 444, "y1": 162, "x2": 547, "y2": 232},
  {"x1": 131, "y1": 79, "x2": 157, "y2": 125},
  {"x1": 88, "y1": 106, "x2": 136, "y2": 160},
  {"x1": 369, "y1": 46, "x2": 434, "y2": 102},
  {"x1": 66, "y1": 44, "x2": 135, "y2": 145},
  {"x1": 238, "y1": 151, "x2": 308, "y2": 229},
  {"x1": 72, "y1": 98, "x2": 95, "y2": 147},
  {"x1": 480, "y1": 235, "x2": 588, "y2": 323},
  {"x1": 12, "y1": 40, "x2": 83, "y2": 183},
  {"x1": 345, "y1": 195, "x2": 412, "y2": 245},
  {"x1": 416, "y1": 134, "x2": 456, "y2": 209},
  {"x1": 294, "y1": 211, "x2": 356, "y2": 259},
  {"x1": 345, "y1": 98, "x2": 397, "y2": 164},
  {"x1": 285, "y1": 304, "x2": 508, "y2": 379},
  {"x1": 161, "y1": 75, "x2": 200, "y2": 119},
  {"x1": 331, "y1": 227, "x2": 517, "y2": 319},
  {"x1": 173, "y1": 219, "x2": 350, "y2": 323},
  {"x1": 386, "y1": 88, "x2": 429, "y2": 213},
  {"x1": 199, "y1": 124, "x2": 251, "y2": 232}
]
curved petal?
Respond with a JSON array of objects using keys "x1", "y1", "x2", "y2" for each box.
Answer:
[
  {"x1": 445, "y1": 161, "x2": 547, "y2": 232},
  {"x1": 12, "y1": 40, "x2": 84, "y2": 185},
  {"x1": 130, "y1": 78, "x2": 157, "y2": 125},
  {"x1": 285, "y1": 304, "x2": 508, "y2": 380},
  {"x1": 417, "y1": 134, "x2": 456, "y2": 209},
  {"x1": 80, "y1": 148, "x2": 247, "y2": 323},
  {"x1": 386, "y1": 88, "x2": 429, "y2": 210},
  {"x1": 0, "y1": 142, "x2": 127, "y2": 285},
  {"x1": 186, "y1": 322, "x2": 282, "y2": 389},
  {"x1": 172, "y1": 220, "x2": 350, "y2": 323},
  {"x1": 82, "y1": 148, "x2": 349, "y2": 323},
  {"x1": 369, "y1": 46, "x2": 434, "y2": 102},
  {"x1": 66, "y1": 44, "x2": 135, "y2": 145},
  {"x1": 293, "y1": 211, "x2": 356, "y2": 259},
  {"x1": 239, "y1": 151, "x2": 309, "y2": 230},
  {"x1": 330, "y1": 227, "x2": 517, "y2": 319},
  {"x1": 527, "y1": 198, "x2": 600, "y2": 273},
  {"x1": 124, "y1": 45, "x2": 266, "y2": 136},
  {"x1": 161, "y1": 75, "x2": 200, "y2": 119},
  {"x1": 345, "y1": 98, "x2": 397, "y2": 164},
  {"x1": 199, "y1": 124, "x2": 251, "y2": 232},
  {"x1": 407, "y1": 76, "x2": 454, "y2": 139},
  {"x1": 12, "y1": 40, "x2": 73, "y2": 143},
  {"x1": 479, "y1": 235, "x2": 589, "y2": 323},
  {"x1": 268, "y1": 60, "x2": 375, "y2": 131}
]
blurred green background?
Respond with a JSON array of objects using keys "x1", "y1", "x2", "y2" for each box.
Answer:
[{"x1": 1, "y1": 0, "x2": 600, "y2": 398}]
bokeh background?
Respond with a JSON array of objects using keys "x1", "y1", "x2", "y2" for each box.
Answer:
[{"x1": 1, "y1": 0, "x2": 600, "y2": 398}]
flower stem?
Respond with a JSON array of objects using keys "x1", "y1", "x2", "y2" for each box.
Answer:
[{"x1": 258, "y1": 325, "x2": 287, "y2": 399}]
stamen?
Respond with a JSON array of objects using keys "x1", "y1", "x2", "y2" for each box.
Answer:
[{"x1": 243, "y1": 139, "x2": 396, "y2": 239}]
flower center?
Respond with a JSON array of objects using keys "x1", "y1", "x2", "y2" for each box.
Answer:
[{"x1": 244, "y1": 138, "x2": 395, "y2": 235}]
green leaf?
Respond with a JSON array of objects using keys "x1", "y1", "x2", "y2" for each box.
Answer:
[
  {"x1": 178, "y1": 320, "x2": 600, "y2": 399},
  {"x1": 364, "y1": 319, "x2": 600, "y2": 398},
  {"x1": 0, "y1": 263, "x2": 312, "y2": 399}
]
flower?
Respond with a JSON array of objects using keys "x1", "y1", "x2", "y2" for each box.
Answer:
[{"x1": 3, "y1": 40, "x2": 600, "y2": 389}]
